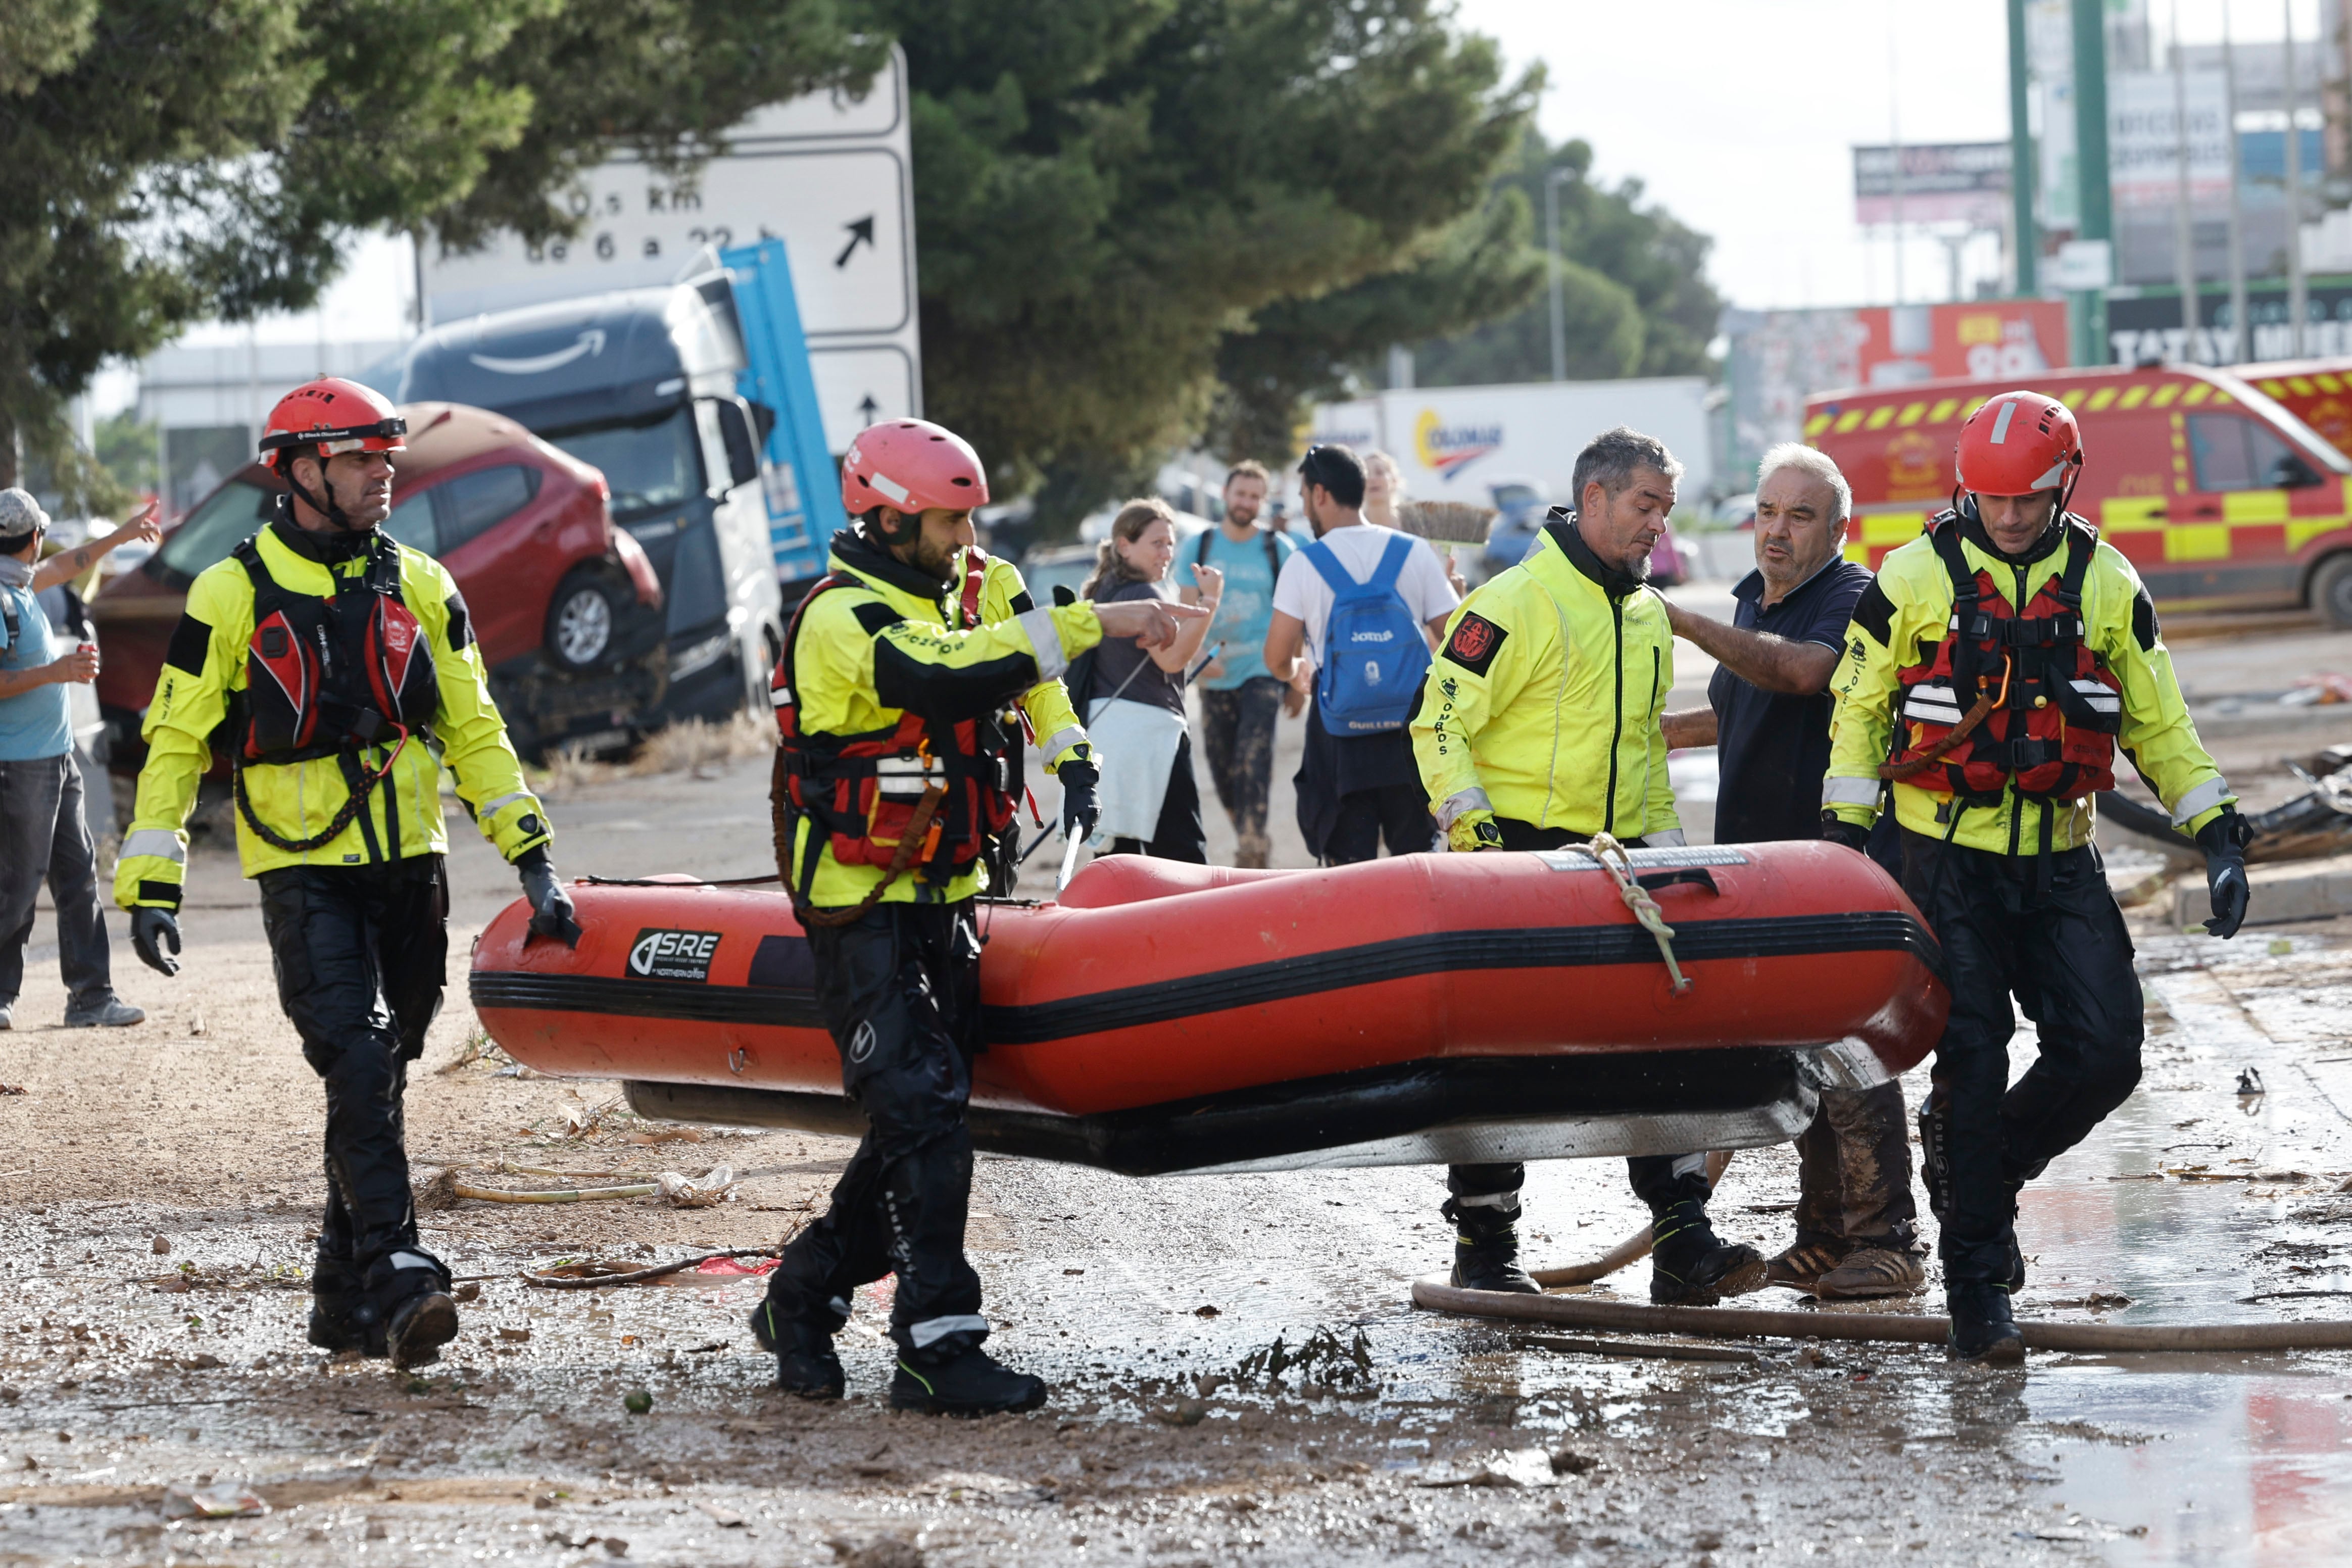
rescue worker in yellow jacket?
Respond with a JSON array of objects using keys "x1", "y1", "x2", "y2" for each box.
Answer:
[
  {"x1": 1410, "y1": 426, "x2": 1768, "y2": 1308},
  {"x1": 755, "y1": 418, "x2": 1201, "y2": 1415},
  {"x1": 114, "y1": 378, "x2": 578, "y2": 1368},
  {"x1": 1822, "y1": 388, "x2": 2250, "y2": 1363}
]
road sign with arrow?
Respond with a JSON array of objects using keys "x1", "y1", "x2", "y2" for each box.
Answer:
[{"x1": 422, "y1": 45, "x2": 922, "y2": 446}]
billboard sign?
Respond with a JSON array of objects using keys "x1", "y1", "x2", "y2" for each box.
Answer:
[
  {"x1": 1852, "y1": 142, "x2": 2012, "y2": 228},
  {"x1": 2106, "y1": 70, "x2": 2231, "y2": 209},
  {"x1": 1725, "y1": 300, "x2": 2070, "y2": 482}
]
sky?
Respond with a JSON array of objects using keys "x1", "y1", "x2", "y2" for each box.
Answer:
[
  {"x1": 1457, "y1": 0, "x2": 2326, "y2": 311},
  {"x1": 113, "y1": 0, "x2": 2329, "y2": 412}
]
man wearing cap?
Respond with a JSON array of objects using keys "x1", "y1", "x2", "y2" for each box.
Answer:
[
  {"x1": 0, "y1": 489, "x2": 160, "y2": 1031},
  {"x1": 115, "y1": 379, "x2": 581, "y2": 1368},
  {"x1": 1823, "y1": 388, "x2": 2247, "y2": 1362}
]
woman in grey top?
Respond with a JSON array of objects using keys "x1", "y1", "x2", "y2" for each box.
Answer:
[{"x1": 1081, "y1": 499, "x2": 1221, "y2": 861}]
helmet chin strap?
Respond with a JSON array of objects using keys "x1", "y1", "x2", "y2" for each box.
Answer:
[{"x1": 285, "y1": 451, "x2": 360, "y2": 533}]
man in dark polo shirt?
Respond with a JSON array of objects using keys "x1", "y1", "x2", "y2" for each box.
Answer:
[{"x1": 1658, "y1": 444, "x2": 1922, "y2": 1299}]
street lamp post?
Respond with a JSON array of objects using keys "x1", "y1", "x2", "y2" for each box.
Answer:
[{"x1": 1546, "y1": 168, "x2": 1572, "y2": 383}]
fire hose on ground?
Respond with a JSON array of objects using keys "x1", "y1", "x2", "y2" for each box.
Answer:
[{"x1": 1416, "y1": 1151, "x2": 2352, "y2": 1352}]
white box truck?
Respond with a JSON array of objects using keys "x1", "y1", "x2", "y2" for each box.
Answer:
[{"x1": 1310, "y1": 377, "x2": 1712, "y2": 511}]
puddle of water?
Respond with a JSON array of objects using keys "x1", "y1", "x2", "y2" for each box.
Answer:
[{"x1": 2032, "y1": 1369, "x2": 2352, "y2": 1566}]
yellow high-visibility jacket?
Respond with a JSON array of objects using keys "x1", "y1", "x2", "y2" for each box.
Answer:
[
  {"x1": 1824, "y1": 518, "x2": 2232, "y2": 853},
  {"x1": 783, "y1": 535, "x2": 1103, "y2": 909},
  {"x1": 115, "y1": 519, "x2": 550, "y2": 910},
  {"x1": 950, "y1": 545, "x2": 1090, "y2": 773},
  {"x1": 1411, "y1": 516, "x2": 1681, "y2": 842}
]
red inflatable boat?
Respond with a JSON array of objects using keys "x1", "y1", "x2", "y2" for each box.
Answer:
[{"x1": 470, "y1": 843, "x2": 1947, "y2": 1176}]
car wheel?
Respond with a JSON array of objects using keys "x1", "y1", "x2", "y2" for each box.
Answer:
[
  {"x1": 546, "y1": 570, "x2": 624, "y2": 671},
  {"x1": 2312, "y1": 553, "x2": 2352, "y2": 629}
]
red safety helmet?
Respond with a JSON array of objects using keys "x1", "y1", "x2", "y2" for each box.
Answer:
[
  {"x1": 840, "y1": 419, "x2": 989, "y2": 517},
  {"x1": 258, "y1": 378, "x2": 407, "y2": 467},
  {"x1": 1954, "y1": 390, "x2": 2082, "y2": 499}
]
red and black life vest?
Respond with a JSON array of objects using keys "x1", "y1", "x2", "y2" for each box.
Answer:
[
  {"x1": 230, "y1": 530, "x2": 436, "y2": 853},
  {"x1": 235, "y1": 531, "x2": 435, "y2": 764},
  {"x1": 769, "y1": 569, "x2": 1018, "y2": 901},
  {"x1": 1888, "y1": 511, "x2": 2121, "y2": 805}
]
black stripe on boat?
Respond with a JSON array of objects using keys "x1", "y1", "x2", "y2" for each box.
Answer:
[{"x1": 470, "y1": 910, "x2": 1940, "y2": 1043}]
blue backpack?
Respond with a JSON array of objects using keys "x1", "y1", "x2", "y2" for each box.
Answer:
[{"x1": 1303, "y1": 532, "x2": 1430, "y2": 734}]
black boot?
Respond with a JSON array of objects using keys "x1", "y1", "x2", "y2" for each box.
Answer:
[
  {"x1": 1946, "y1": 1282, "x2": 2024, "y2": 1365},
  {"x1": 1441, "y1": 1197, "x2": 1540, "y2": 1294},
  {"x1": 890, "y1": 1345, "x2": 1048, "y2": 1416},
  {"x1": 1648, "y1": 1199, "x2": 1767, "y2": 1305},
  {"x1": 358, "y1": 1248, "x2": 458, "y2": 1369},
  {"x1": 750, "y1": 1298, "x2": 845, "y2": 1400},
  {"x1": 307, "y1": 1256, "x2": 366, "y2": 1353}
]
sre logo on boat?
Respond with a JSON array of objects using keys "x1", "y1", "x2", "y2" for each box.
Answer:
[{"x1": 627, "y1": 928, "x2": 721, "y2": 983}]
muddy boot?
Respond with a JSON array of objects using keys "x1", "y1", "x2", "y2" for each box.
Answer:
[
  {"x1": 1945, "y1": 1282, "x2": 2024, "y2": 1365},
  {"x1": 1441, "y1": 1196, "x2": 1539, "y2": 1294},
  {"x1": 890, "y1": 1345, "x2": 1048, "y2": 1416},
  {"x1": 1235, "y1": 830, "x2": 1271, "y2": 870},
  {"x1": 307, "y1": 1256, "x2": 366, "y2": 1353},
  {"x1": 358, "y1": 1248, "x2": 459, "y2": 1369},
  {"x1": 1765, "y1": 1239, "x2": 1841, "y2": 1293},
  {"x1": 1815, "y1": 1244, "x2": 1926, "y2": 1300},
  {"x1": 749, "y1": 1299, "x2": 845, "y2": 1400},
  {"x1": 1648, "y1": 1199, "x2": 1767, "y2": 1305}
]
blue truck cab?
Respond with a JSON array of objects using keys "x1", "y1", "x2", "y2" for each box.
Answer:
[{"x1": 400, "y1": 277, "x2": 786, "y2": 735}]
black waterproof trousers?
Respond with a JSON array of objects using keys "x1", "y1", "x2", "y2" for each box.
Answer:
[
  {"x1": 257, "y1": 857, "x2": 448, "y2": 1285},
  {"x1": 1898, "y1": 829, "x2": 2142, "y2": 1283},
  {"x1": 766, "y1": 901, "x2": 989, "y2": 1361}
]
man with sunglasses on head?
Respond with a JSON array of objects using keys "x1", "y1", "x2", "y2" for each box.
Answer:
[
  {"x1": 115, "y1": 378, "x2": 579, "y2": 1368},
  {"x1": 1822, "y1": 389, "x2": 2246, "y2": 1363}
]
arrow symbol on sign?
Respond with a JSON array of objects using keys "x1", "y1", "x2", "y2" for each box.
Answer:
[
  {"x1": 835, "y1": 216, "x2": 876, "y2": 268},
  {"x1": 856, "y1": 394, "x2": 881, "y2": 425}
]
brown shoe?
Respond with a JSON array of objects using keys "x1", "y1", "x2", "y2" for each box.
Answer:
[
  {"x1": 1766, "y1": 1241, "x2": 1841, "y2": 1292},
  {"x1": 1815, "y1": 1245, "x2": 1926, "y2": 1300}
]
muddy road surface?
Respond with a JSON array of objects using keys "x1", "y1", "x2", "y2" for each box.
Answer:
[{"x1": 4, "y1": 617, "x2": 2351, "y2": 1565}]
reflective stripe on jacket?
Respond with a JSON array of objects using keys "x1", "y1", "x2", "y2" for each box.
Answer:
[
  {"x1": 114, "y1": 521, "x2": 549, "y2": 907},
  {"x1": 1826, "y1": 516, "x2": 2232, "y2": 855},
  {"x1": 952, "y1": 547, "x2": 1090, "y2": 772},
  {"x1": 783, "y1": 536, "x2": 1103, "y2": 909},
  {"x1": 1410, "y1": 516, "x2": 1680, "y2": 841}
]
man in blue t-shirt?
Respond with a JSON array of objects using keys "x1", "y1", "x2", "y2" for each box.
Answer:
[
  {"x1": 1657, "y1": 446, "x2": 1921, "y2": 1301},
  {"x1": 1182, "y1": 462, "x2": 1298, "y2": 867},
  {"x1": 0, "y1": 488, "x2": 159, "y2": 1031}
]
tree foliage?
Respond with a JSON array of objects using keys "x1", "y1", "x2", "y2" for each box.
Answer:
[
  {"x1": 1412, "y1": 130, "x2": 1722, "y2": 388},
  {"x1": 874, "y1": 0, "x2": 1540, "y2": 528},
  {"x1": 0, "y1": 0, "x2": 876, "y2": 495}
]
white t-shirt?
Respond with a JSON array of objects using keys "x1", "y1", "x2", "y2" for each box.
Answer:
[{"x1": 1271, "y1": 523, "x2": 1458, "y2": 665}]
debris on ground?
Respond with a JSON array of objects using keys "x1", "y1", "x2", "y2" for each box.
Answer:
[
  {"x1": 162, "y1": 1482, "x2": 268, "y2": 1518},
  {"x1": 1414, "y1": 1448, "x2": 1564, "y2": 1489}
]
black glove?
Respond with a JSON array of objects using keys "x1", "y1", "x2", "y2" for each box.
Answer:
[
  {"x1": 1820, "y1": 813, "x2": 1872, "y2": 854},
  {"x1": 1058, "y1": 755, "x2": 1100, "y2": 843},
  {"x1": 130, "y1": 908, "x2": 181, "y2": 977},
  {"x1": 515, "y1": 846, "x2": 582, "y2": 949},
  {"x1": 2195, "y1": 809, "x2": 2252, "y2": 940}
]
